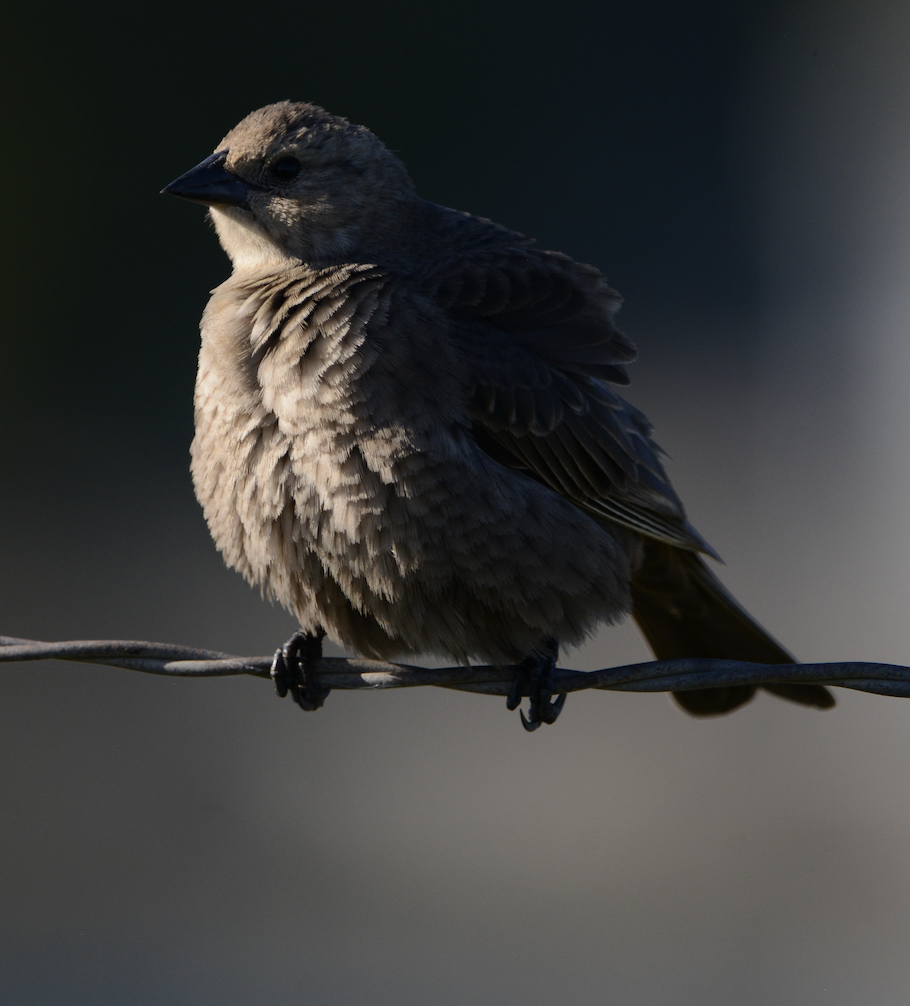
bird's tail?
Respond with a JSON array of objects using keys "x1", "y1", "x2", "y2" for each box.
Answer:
[{"x1": 630, "y1": 541, "x2": 834, "y2": 716}]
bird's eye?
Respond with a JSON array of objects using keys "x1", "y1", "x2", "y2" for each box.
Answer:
[{"x1": 271, "y1": 156, "x2": 302, "y2": 181}]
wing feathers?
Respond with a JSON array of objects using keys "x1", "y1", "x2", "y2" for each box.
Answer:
[{"x1": 424, "y1": 234, "x2": 716, "y2": 557}]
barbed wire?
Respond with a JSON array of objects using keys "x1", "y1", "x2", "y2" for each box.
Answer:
[{"x1": 4, "y1": 634, "x2": 910, "y2": 700}]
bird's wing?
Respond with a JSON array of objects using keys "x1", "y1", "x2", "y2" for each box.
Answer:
[{"x1": 424, "y1": 244, "x2": 717, "y2": 557}]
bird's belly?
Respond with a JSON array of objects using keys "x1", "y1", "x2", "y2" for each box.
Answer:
[
  {"x1": 191, "y1": 399, "x2": 443, "y2": 608},
  {"x1": 192, "y1": 398, "x2": 632, "y2": 661}
]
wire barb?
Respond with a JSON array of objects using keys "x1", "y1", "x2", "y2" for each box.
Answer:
[{"x1": 4, "y1": 635, "x2": 910, "y2": 700}]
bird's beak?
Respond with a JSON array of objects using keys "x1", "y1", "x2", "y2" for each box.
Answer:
[{"x1": 161, "y1": 150, "x2": 256, "y2": 208}]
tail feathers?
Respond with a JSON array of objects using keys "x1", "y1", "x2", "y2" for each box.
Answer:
[{"x1": 630, "y1": 542, "x2": 834, "y2": 717}]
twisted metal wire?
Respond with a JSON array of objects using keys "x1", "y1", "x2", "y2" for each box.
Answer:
[{"x1": 3, "y1": 635, "x2": 910, "y2": 699}]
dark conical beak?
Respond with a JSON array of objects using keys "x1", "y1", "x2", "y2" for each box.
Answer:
[{"x1": 161, "y1": 150, "x2": 256, "y2": 208}]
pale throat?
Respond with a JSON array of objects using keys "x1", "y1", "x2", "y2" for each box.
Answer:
[{"x1": 210, "y1": 207, "x2": 297, "y2": 272}]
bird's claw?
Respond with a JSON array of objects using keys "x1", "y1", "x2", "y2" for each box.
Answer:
[
  {"x1": 520, "y1": 691, "x2": 567, "y2": 731},
  {"x1": 270, "y1": 629, "x2": 330, "y2": 711},
  {"x1": 507, "y1": 639, "x2": 566, "y2": 732}
]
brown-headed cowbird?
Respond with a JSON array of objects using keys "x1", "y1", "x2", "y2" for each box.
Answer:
[{"x1": 163, "y1": 101, "x2": 833, "y2": 728}]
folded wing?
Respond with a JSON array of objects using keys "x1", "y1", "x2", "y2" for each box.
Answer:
[
  {"x1": 427, "y1": 242, "x2": 716, "y2": 557},
  {"x1": 422, "y1": 229, "x2": 833, "y2": 715}
]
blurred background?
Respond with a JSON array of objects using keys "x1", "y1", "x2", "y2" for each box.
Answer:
[{"x1": 3, "y1": 0, "x2": 910, "y2": 1003}]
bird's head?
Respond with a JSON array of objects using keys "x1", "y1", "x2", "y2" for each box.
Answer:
[{"x1": 163, "y1": 101, "x2": 417, "y2": 270}]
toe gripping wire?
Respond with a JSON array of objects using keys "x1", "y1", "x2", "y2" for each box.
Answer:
[
  {"x1": 506, "y1": 639, "x2": 567, "y2": 732},
  {"x1": 271, "y1": 629, "x2": 331, "y2": 712}
]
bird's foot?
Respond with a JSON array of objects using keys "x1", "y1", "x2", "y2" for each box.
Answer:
[
  {"x1": 505, "y1": 639, "x2": 566, "y2": 732},
  {"x1": 270, "y1": 629, "x2": 330, "y2": 712}
]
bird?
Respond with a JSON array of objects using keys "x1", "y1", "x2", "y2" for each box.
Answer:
[{"x1": 162, "y1": 100, "x2": 833, "y2": 729}]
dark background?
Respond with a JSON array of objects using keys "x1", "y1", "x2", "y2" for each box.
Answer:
[{"x1": 4, "y1": 1, "x2": 910, "y2": 1003}]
